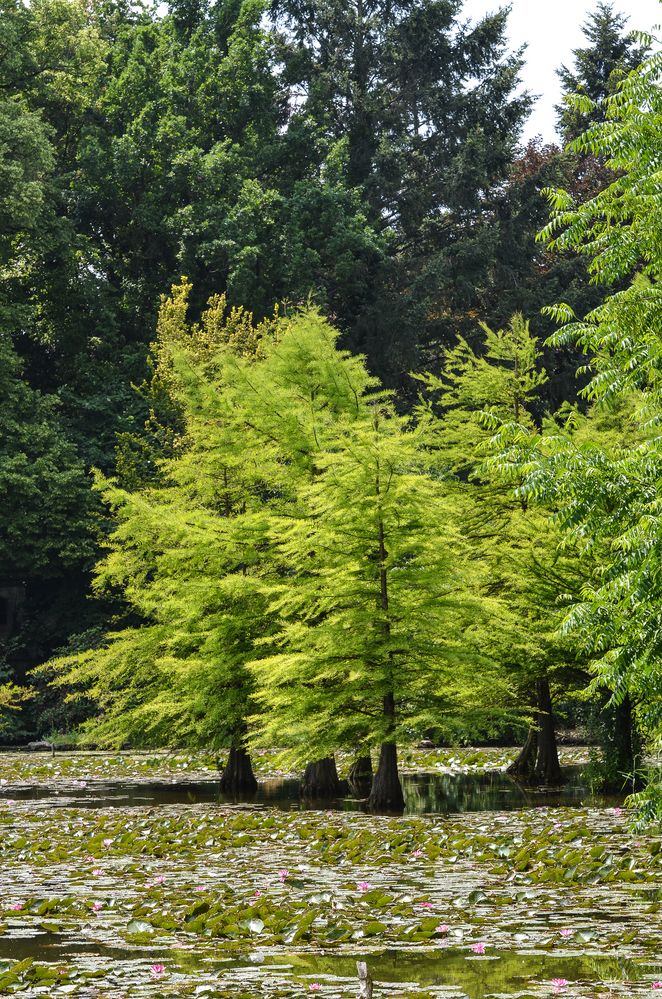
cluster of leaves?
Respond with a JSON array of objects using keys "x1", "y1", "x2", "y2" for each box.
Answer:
[
  {"x1": 0, "y1": 959, "x2": 106, "y2": 995},
  {"x1": 0, "y1": 0, "x2": 653, "y2": 765},
  {"x1": 482, "y1": 41, "x2": 662, "y2": 805},
  {"x1": 45, "y1": 281, "x2": 562, "y2": 809}
]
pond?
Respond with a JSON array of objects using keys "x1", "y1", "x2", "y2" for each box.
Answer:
[
  {"x1": 0, "y1": 748, "x2": 658, "y2": 998},
  {"x1": 0, "y1": 766, "x2": 621, "y2": 812}
]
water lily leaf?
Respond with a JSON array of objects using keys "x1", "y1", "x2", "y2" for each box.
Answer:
[
  {"x1": 126, "y1": 919, "x2": 155, "y2": 934},
  {"x1": 38, "y1": 920, "x2": 61, "y2": 933},
  {"x1": 362, "y1": 919, "x2": 387, "y2": 936}
]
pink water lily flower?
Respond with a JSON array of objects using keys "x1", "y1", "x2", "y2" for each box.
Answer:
[
  {"x1": 194, "y1": 886, "x2": 206, "y2": 892},
  {"x1": 418, "y1": 901, "x2": 433, "y2": 909},
  {"x1": 92, "y1": 901, "x2": 103, "y2": 912},
  {"x1": 559, "y1": 928, "x2": 573, "y2": 938},
  {"x1": 10, "y1": 903, "x2": 23, "y2": 911},
  {"x1": 309, "y1": 985, "x2": 321, "y2": 992},
  {"x1": 412, "y1": 849, "x2": 423, "y2": 858},
  {"x1": 552, "y1": 980, "x2": 568, "y2": 992},
  {"x1": 153, "y1": 875, "x2": 166, "y2": 884},
  {"x1": 471, "y1": 942, "x2": 486, "y2": 954},
  {"x1": 357, "y1": 881, "x2": 371, "y2": 892},
  {"x1": 436, "y1": 924, "x2": 449, "y2": 934},
  {"x1": 92, "y1": 869, "x2": 103, "y2": 877},
  {"x1": 278, "y1": 869, "x2": 289, "y2": 881},
  {"x1": 612, "y1": 806, "x2": 623, "y2": 817},
  {"x1": 102, "y1": 838, "x2": 113, "y2": 848},
  {"x1": 652, "y1": 984, "x2": 662, "y2": 990},
  {"x1": 253, "y1": 890, "x2": 263, "y2": 898},
  {"x1": 149, "y1": 964, "x2": 166, "y2": 977}
]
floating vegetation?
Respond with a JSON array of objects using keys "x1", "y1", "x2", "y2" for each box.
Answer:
[{"x1": 0, "y1": 753, "x2": 658, "y2": 997}]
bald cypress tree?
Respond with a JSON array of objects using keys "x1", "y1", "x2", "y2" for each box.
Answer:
[
  {"x1": 422, "y1": 316, "x2": 577, "y2": 783},
  {"x1": 249, "y1": 333, "x2": 502, "y2": 811}
]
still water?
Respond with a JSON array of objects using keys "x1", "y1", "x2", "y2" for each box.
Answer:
[
  {"x1": 0, "y1": 756, "x2": 640, "y2": 998},
  {"x1": 0, "y1": 765, "x2": 622, "y2": 813}
]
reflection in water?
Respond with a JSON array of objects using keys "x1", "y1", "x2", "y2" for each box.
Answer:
[
  {"x1": 256, "y1": 948, "x2": 645, "y2": 999},
  {"x1": 402, "y1": 768, "x2": 622, "y2": 814},
  {"x1": 0, "y1": 766, "x2": 623, "y2": 814},
  {"x1": 0, "y1": 938, "x2": 645, "y2": 999}
]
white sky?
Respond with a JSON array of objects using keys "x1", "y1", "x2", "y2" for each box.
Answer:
[{"x1": 461, "y1": 0, "x2": 662, "y2": 142}]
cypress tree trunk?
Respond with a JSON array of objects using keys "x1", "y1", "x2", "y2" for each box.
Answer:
[
  {"x1": 348, "y1": 754, "x2": 373, "y2": 797},
  {"x1": 533, "y1": 676, "x2": 562, "y2": 784},
  {"x1": 368, "y1": 740, "x2": 405, "y2": 812},
  {"x1": 508, "y1": 678, "x2": 562, "y2": 785},
  {"x1": 301, "y1": 756, "x2": 344, "y2": 798},
  {"x1": 368, "y1": 693, "x2": 405, "y2": 812},
  {"x1": 367, "y1": 464, "x2": 404, "y2": 813},
  {"x1": 219, "y1": 746, "x2": 258, "y2": 793},
  {"x1": 599, "y1": 694, "x2": 642, "y2": 792},
  {"x1": 507, "y1": 725, "x2": 538, "y2": 779}
]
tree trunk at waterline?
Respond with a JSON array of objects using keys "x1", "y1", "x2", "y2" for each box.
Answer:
[
  {"x1": 219, "y1": 746, "x2": 258, "y2": 793},
  {"x1": 301, "y1": 756, "x2": 345, "y2": 798},
  {"x1": 508, "y1": 677, "x2": 562, "y2": 785},
  {"x1": 368, "y1": 734, "x2": 405, "y2": 813},
  {"x1": 534, "y1": 676, "x2": 562, "y2": 784},
  {"x1": 348, "y1": 754, "x2": 373, "y2": 797},
  {"x1": 507, "y1": 724, "x2": 538, "y2": 780}
]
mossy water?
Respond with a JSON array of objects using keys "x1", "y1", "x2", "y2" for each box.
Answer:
[{"x1": 0, "y1": 749, "x2": 658, "y2": 997}]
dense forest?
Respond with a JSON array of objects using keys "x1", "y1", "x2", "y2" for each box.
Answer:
[{"x1": 1, "y1": 0, "x2": 661, "y2": 812}]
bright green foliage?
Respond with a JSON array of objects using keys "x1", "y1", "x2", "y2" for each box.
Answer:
[
  {"x1": 47, "y1": 284, "x2": 278, "y2": 748},
  {"x1": 420, "y1": 317, "x2": 578, "y2": 736},
  {"x1": 50, "y1": 290, "x2": 512, "y2": 767},
  {"x1": 0, "y1": 682, "x2": 32, "y2": 734},
  {"x1": 250, "y1": 400, "x2": 495, "y2": 762},
  {"x1": 486, "y1": 48, "x2": 662, "y2": 761},
  {"x1": 424, "y1": 314, "x2": 547, "y2": 474},
  {"x1": 48, "y1": 292, "x2": 388, "y2": 749}
]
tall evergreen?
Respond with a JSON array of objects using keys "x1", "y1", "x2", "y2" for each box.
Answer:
[
  {"x1": 272, "y1": 0, "x2": 532, "y2": 379},
  {"x1": 556, "y1": 2, "x2": 648, "y2": 143}
]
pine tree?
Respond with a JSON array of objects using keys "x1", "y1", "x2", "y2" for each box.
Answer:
[
  {"x1": 556, "y1": 2, "x2": 648, "y2": 143},
  {"x1": 273, "y1": 0, "x2": 532, "y2": 380}
]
